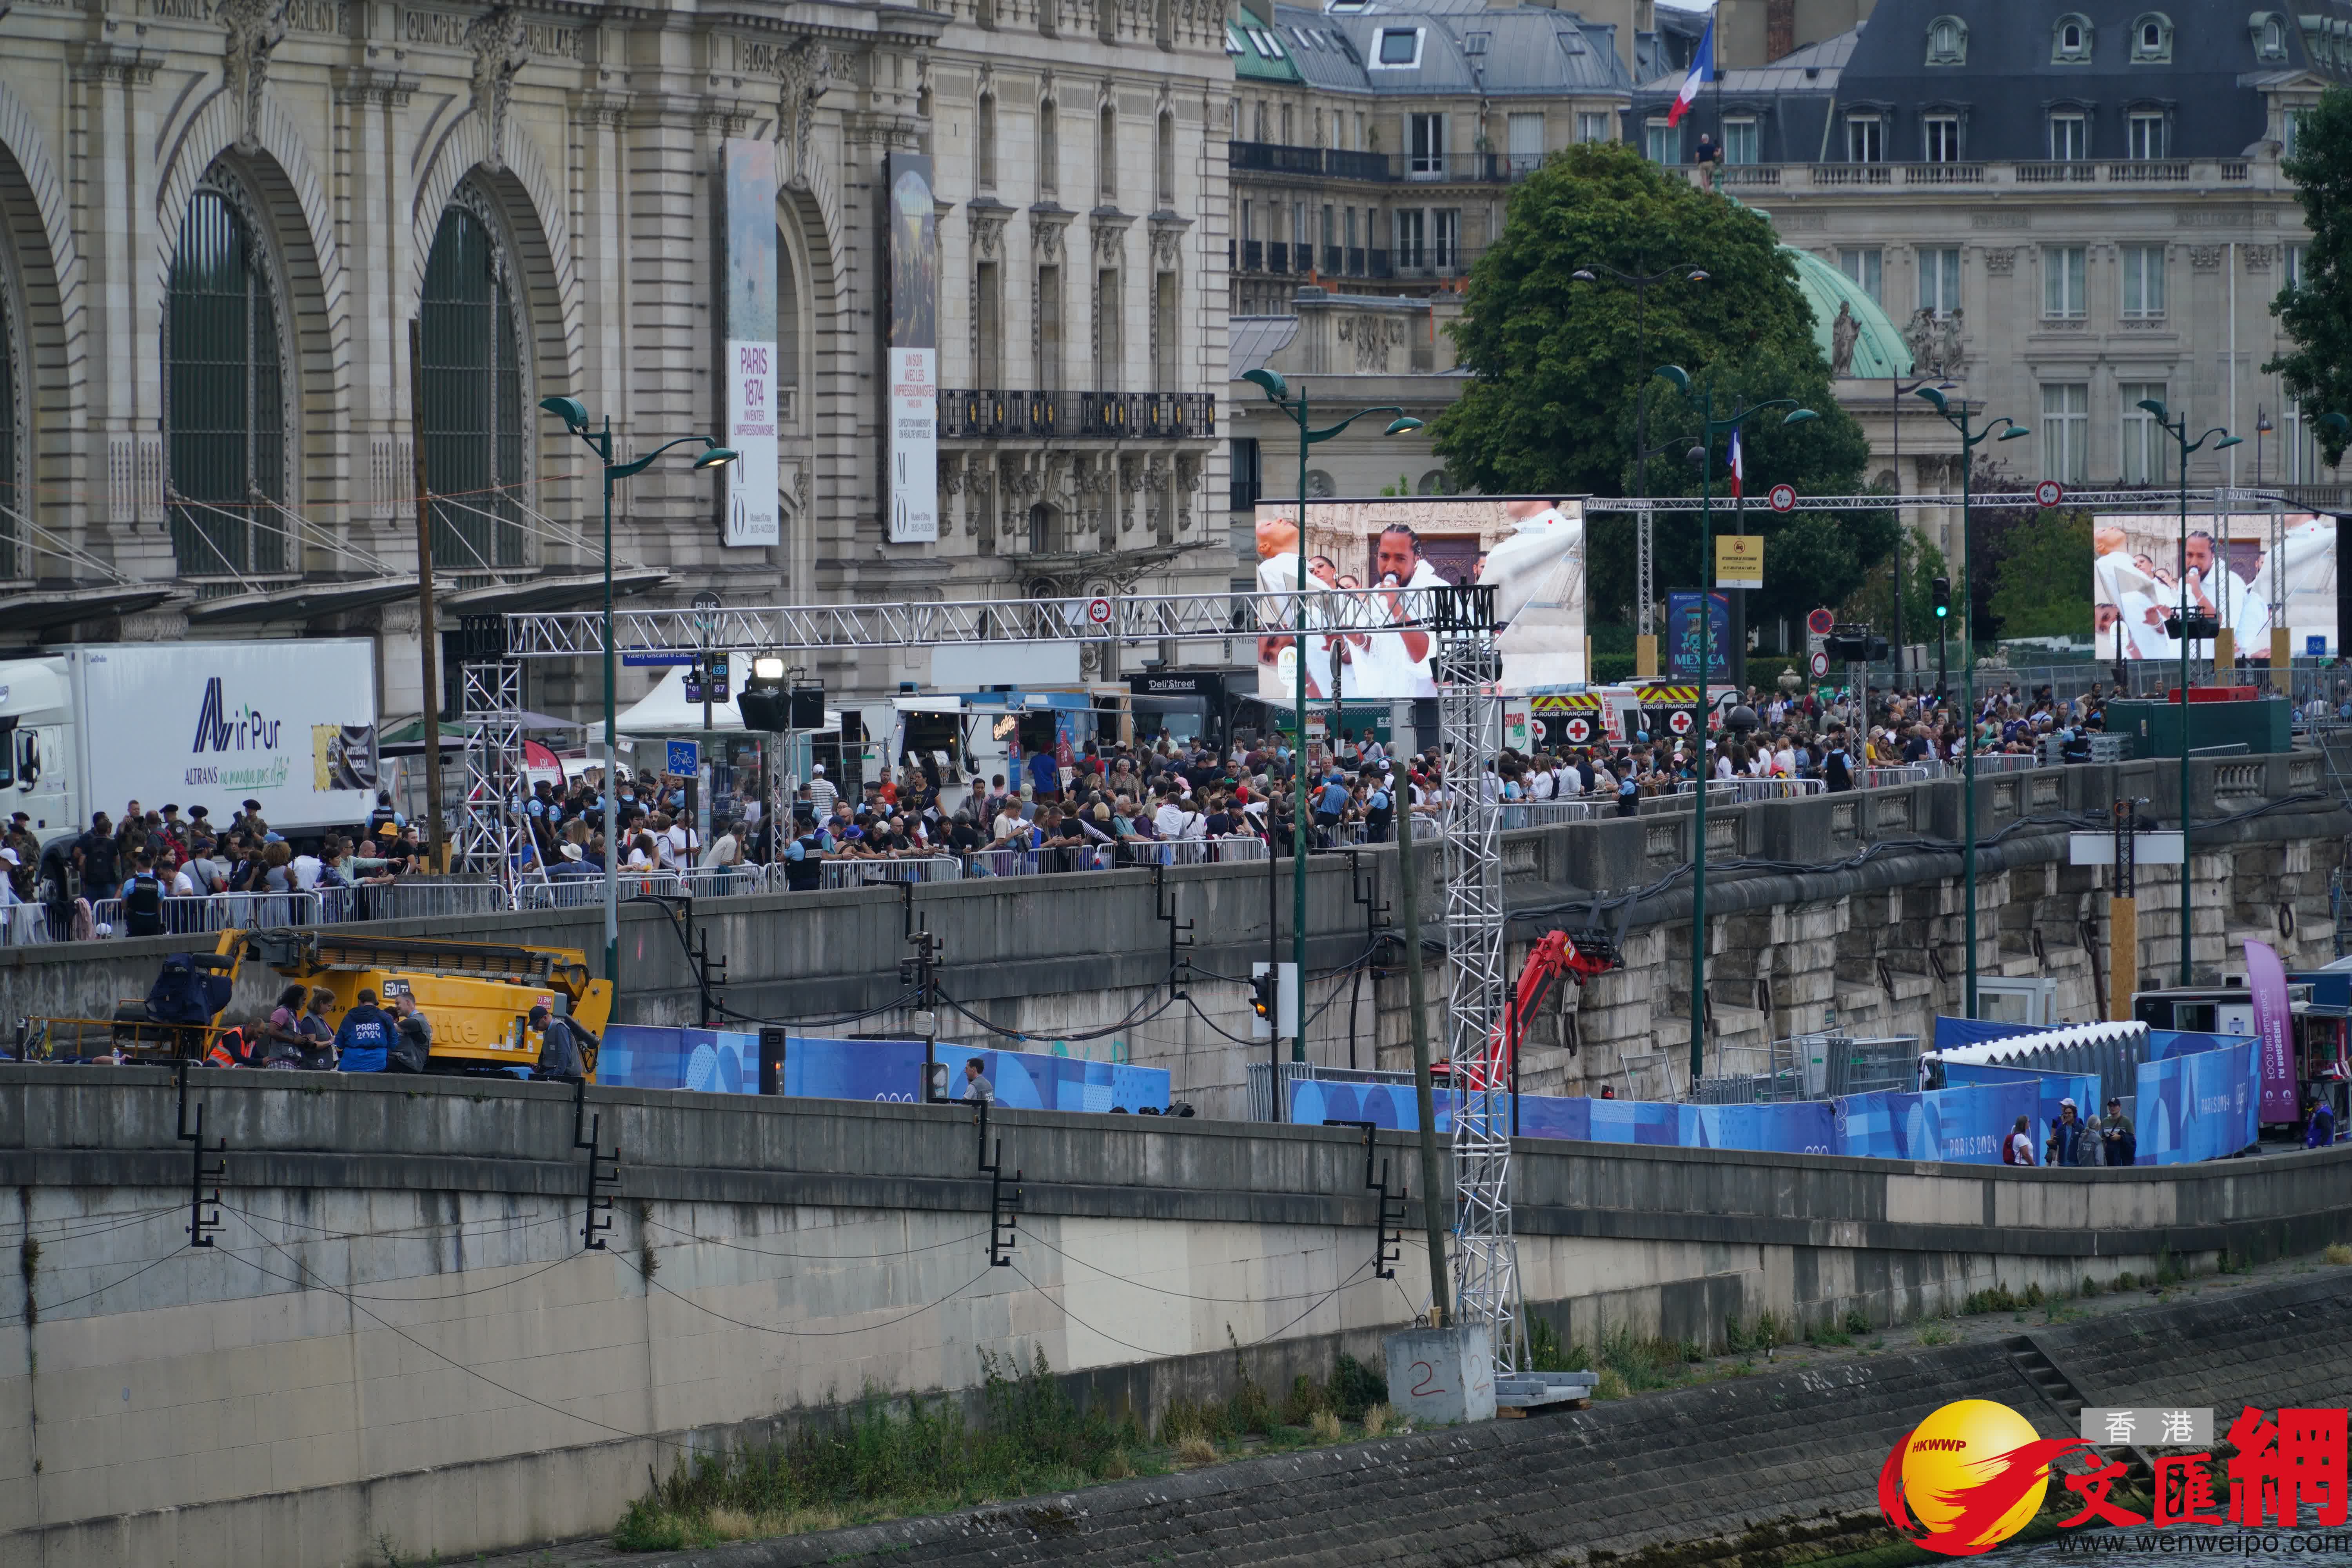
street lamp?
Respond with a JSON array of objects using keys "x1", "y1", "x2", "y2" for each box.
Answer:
[
  {"x1": 538, "y1": 394, "x2": 737, "y2": 989},
  {"x1": 1914, "y1": 387, "x2": 2029, "y2": 1020},
  {"x1": 1240, "y1": 367, "x2": 1421, "y2": 1062},
  {"x1": 1652, "y1": 364, "x2": 1815, "y2": 1089},
  {"x1": 2136, "y1": 398, "x2": 2242, "y2": 986},
  {"x1": 1571, "y1": 262, "x2": 1709, "y2": 674},
  {"x1": 1885, "y1": 368, "x2": 1953, "y2": 691}
]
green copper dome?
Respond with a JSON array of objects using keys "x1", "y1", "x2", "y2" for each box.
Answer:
[{"x1": 1782, "y1": 245, "x2": 1914, "y2": 379}]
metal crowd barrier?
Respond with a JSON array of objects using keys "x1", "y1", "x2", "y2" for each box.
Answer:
[
  {"x1": 519, "y1": 872, "x2": 687, "y2": 909},
  {"x1": 86, "y1": 891, "x2": 323, "y2": 938},
  {"x1": 818, "y1": 856, "x2": 963, "y2": 889}
]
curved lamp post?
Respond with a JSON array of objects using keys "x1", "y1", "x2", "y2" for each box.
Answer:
[
  {"x1": 1572, "y1": 262, "x2": 1708, "y2": 672},
  {"x1": 1239, "y1": 366, "x2": 1422, "y2": 1064},
  {"x1": 1653, "y1": 365, "x2": 1815, "y2": 1089},
  {"x1": 2136, "y1": 397, "x2": 2242, "y2": 985},
  {"x1": 539, "y1": 394, "x2": 736, "y2": 988},
  {"x1": 1913, "y1": 386, "x2": 2028, "y2": 1020}
]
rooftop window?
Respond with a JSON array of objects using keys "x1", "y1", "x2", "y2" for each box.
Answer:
[
  {"x1": 2131, "y1": 11, "x2": 2173, "y2": 60},
  {"x1": 1373, "y1": 26, "x2": 1424, "y2": 66},
  {"x1": 2053, "y1": 13, "x2": 2093, "y2": 60},
  {"x1": 1926, "y1": 15, "x2": 1968, "y2": 64}
]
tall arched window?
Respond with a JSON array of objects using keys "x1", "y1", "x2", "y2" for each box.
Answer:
[
  {"x1": 164, "y1": 167, "x2": 288, "y2": 577},
  {"x1": 1038, "y1": 100, "x2": 1059, "y2": 198},
  {"x1": 419, "y1": 188, "x2": 528, "y2": 570},
  {"x1": 778, "y1": 229, "x2": 802, "y2": 397},
  {"x1": 1157, "y1": 111, "x2": 1177, "y2": 206},
  {"x1": 0, "y1": 271, "x2": 18, "y2": 580}
]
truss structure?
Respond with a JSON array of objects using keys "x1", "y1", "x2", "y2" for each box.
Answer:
[
  {"x1": 1586, "y1": 487, "x2": 2294, "y2": 515},
  {"x1": 458, "y1": 659, "x2": 525, "y2": 891},
  {"x1": 1433, "y1": 635, "x2": 1521, "y2": 1377}
]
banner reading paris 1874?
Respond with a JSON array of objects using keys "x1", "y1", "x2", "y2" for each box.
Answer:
[{"x1": 720, "y1": 138, "x2": 779, "y2": 548}]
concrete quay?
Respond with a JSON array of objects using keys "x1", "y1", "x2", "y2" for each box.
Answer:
[{"x1": 6, "y1": 1066, "x2": 2352, "y2": 1565}]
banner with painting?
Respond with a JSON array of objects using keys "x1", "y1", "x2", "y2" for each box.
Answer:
[
  {"x1": 720, "y1": 139, "x2": 780, "y2": 548},
  {"x1": 1249, "y1": 496, "x2": 1586, "y2": 699},
  {"x1": 2091, "y1": 513, "x2": 2335, "y2": 661},
  {"x1": 885, "y1": 152, "x2": 939, "y2": 544}
]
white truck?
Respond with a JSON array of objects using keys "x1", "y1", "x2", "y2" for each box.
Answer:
[{"x1": 0, "y1": 638, "x2": 379, "y2": 847}]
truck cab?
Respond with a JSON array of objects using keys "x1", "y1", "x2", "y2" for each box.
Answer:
[{"x1": 0, "y1": 655, "x2": 74, "y2": 842}]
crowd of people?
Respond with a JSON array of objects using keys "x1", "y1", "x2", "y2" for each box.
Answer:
[{"x1": 0, "y1": 679, "x2": 2121, "y2": 933}]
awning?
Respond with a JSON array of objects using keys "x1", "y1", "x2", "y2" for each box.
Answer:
[
  {"x1": 443, "y1": 568, "x2": 670, "y2": 614},
  {"x1": 185, "y1": 575, "x2": 422, "y2": 624},
  {"x1": 1933, "y1": 1019, "x2": 2148, "y2": 1063},
  {"x1": 0, "y1": 581, "x2": 180, "y2": 640}
]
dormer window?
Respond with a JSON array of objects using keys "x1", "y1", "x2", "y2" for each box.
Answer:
[
  {"x1": 2132, "y1": 12, "x2": 2173, "y2": 60},
  {"x1": 1927, "y1": 15, "x2": 1968, "y2": 64},
  {"x1": 2053, "y1": 13, "x2": 2093, "y2": 60},
  {"x1": 2252, "y1": 11, "x2": 2289, "y2": 60},
  {"x1": 1373, "y1": 26, "x2": 1425, "y2": 67},
  {"x1": 1463, "y1": 29, "x2": 1488, "y2": 54}
]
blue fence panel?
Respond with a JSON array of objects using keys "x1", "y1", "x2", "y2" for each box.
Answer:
[
  {"x1": 1940, "y1": 1063, "x2": 2102, "y2": 1148},
  {"x1": 2149, "y1": 1030, "x2": 2258, "y2": 1062},
  {"x1": 1932, "y1": 1016, "x2": 2052, "y2": 1052},
  {"x1": 598, "y1": 1028, "x2": 1170, "y2": 1112},
  {"x1": 1834, "y1": 1081, "x2": 2039, "y2": 1164},
  {"x1": 2135, "y1": 1040, "x2": 2260, "y2": 1165}
]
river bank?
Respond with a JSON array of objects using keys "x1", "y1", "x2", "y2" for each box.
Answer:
[{"x1": 472, "y1": 1249, "x2": 2352, "y2": 1568}]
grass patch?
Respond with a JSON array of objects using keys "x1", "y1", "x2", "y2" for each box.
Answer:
[
  {"x1": 1915, "y1": 1321, "x2": 1958, "y2": 1347},
  {"x1": 612, "y1": 1349, "x2": 1150, "y2": 1550},
  {"x1": 2325, "y1": 1243, "x2": 2352, "y2": 1267}
]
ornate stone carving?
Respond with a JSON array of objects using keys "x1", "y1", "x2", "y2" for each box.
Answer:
[
  {"x1": 1031, "y1": 211, "x2": 1070, "y2": 264},
  {"x1": 2189, "y1": 245, "x2": 2224, "y2": 272},
  {"x1": 775, "y1": 38, "x2": 834, "y2": 190},
  {"x1": 969, "y1": 205, "x2": 1008, "y2": 261},
  {"x1": 2245, "y1": 245, "x2": 2275, "y2": 274},
  {"x1": 1829, "y1": 300, "x2": 1858, "y2": 376},
  {"x1": 465, "y1": 5, "x2": 531, "y2": 173},
  {"x1": 1335, "y1": 312, "x2": 1406, "y2": 373},
  {"x1": 1903, "y1": 307, "x2": 1965, "y2": 376},
  {"x1": 1090, "y1": 217, "x2": 1129, "y2": 267},
  {"x1": 1147, "y1": 223, "x2": 1185, "y2": 272},
  {"x1": 219, "y1": 0, "x2": 288, "y2": 152},
  {"x1": 1982, "y1": 248, "x2": 2015, "y2": 274}
]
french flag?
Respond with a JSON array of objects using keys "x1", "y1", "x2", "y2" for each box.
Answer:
[
  {"x1": 1668, "y1": 20, "x2": 1715, "y2": 127},
  {"x1": 1728, "y1": 427, "x2": 1745, "y2": 498}
]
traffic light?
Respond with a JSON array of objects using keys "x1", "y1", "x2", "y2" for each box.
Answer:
[
  {"x1": 737, "y1": 654, "x2": 791, "y2": 731},
  {"x1": 1931, "y1": 577, "x2": 1951, "y2": 621},
  {"x1": 1250, "y1": 969, "x2": 1276, "y2": 1023}
]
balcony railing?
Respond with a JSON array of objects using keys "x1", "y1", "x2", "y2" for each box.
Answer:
[
  {"x1": 936, "y1": 390, "x2": 1214, "y2": 440},
  {"x1": 1694, "y1": 157, "x2": 2270, "y2": 191},
  {"x1": 1228, "y1": 140, "x2": 1534, "y2": 185}
]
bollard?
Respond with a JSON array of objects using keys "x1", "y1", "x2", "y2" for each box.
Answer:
[{"x1": 1383, "y1": 1323, "x2": 1496, "y2": 1425}]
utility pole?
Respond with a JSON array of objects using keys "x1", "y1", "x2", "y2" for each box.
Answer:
[
  {"x1": 1391, "y1": 785, "x2": 1451, "y2": 1326},
  {"x1": 406, "y1": 320, "x2": 446, "y2": 871},
  {"x1": 2109, "y1": 799, "x2": 2139, "y2": 1022},
  {"x1": 905, "y1": 924, "x2": 946, "y2": 1100}
]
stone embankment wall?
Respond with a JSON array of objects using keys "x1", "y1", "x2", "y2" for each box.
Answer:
[
  {"x1": 5, "y1": 753, "x2": 2343, "y2": 1116},
  {"x1": 665, "y1": 1270, "x2": 2351, "y2": 1568},
  {"x1": 6, "y1": 1067, "x2": 2352, "y2": 1566}
]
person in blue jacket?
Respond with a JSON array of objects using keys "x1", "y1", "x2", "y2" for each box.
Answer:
[
  {"x1": 2045, "y1": 1098, "x2": 2088, "y2": 1166},
  {"x1": 334, "y1": 987, "x2": 396, "y2": 1073},
  {"x1": 2306, "y1": 1094, "x2": 2337, "y2": 1149}
]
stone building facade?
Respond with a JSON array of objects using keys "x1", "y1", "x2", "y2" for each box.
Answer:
[{"x1": 0, "y1": 0, "x2": 1235, "y2": 719}]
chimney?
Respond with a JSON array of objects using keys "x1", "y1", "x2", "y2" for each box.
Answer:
[{"x1": 1766, "y1": 0, "x2": 1795, "y2": 60}]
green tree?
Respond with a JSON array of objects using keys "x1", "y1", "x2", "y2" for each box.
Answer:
[
  {"x1": 1837, "y1": 528, "x2": 1951, "y2": 652},
  {"x1": 1432, "y1": 142, "x2": 1886, "y2": 632},
  {"x1": 2267, "y1": 85, "x2": 2352, "y2": 465},
  {"x1": 1987, "y1": 510, "x2": 2094, "y2": 640}
]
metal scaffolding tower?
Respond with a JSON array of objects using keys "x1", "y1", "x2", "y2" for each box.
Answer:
[{"x1": 457, "y1": 658, "x2": 524, "y2": 891}]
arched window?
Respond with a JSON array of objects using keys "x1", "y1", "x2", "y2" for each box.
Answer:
[
  {"x1": 1098, "y1": 103, "x2": 1118, "y2": 201},
  {"x1": 2131, "y1": 11, "x2": 2172, "y2": 59},
  {"x1": 978, "y1": 94, "x2": 998, "y2": 192},
  {"x1": 1038, "y1": 100, "x2": 1059, "y2": 198},
  {"x1": 164, "y1": 166, "x2": 288, "y2": 577},
  {"x1": 2258, "y1": 12, "x2": 2288, "y2": 58},
  {"x1": 1157, "y1": 111, "x2": 1177, "y2": 207},
  {"x1": 2052, "y1": 13, "x2": 2092, "y2": 59},
  {"x1": 777, "y1": 229, "x2": 803, "y2": 401},
  {"x1": 419, "y1": 188, "x2": 528, "y2": 570},
  {"x1": 1926, "y1": 15, "x2": 1967, "y2": 63}
]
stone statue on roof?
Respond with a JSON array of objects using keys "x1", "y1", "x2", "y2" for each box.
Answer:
[{"x1": 1830, "y1": 299, "x2": 1860, "y2": 377}]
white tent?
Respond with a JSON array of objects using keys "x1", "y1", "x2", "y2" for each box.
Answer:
[{"x1": 1932, "y1": 1019, "x2": 2148, "y2": 1065}]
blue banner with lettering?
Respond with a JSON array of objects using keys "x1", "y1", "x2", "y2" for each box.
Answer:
[
  {"x1": 598, "y1": 1027, "x2": 1169, "y2": 1113},
  {"x1": 2134, "y1": 1039, "x2": 2259, "y2": 1165},
  {"x1": 1831, "y1": 1080, "x2": 2040, "y2": 1164},
  {"x1": 1285, "y1": 1081, "x2": 1834, "y2": 1156},
  {"x1": 1664, "y1": 592, "x2": 1734, "y2": 684}
]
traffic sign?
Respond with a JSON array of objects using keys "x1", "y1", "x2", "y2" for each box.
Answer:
[
  {"x1": 1086, "y1": 596, "x2": 1112, "y2": 626},
  {"x1": 2034, "y1": 480, "x2": 2064, "y2": 508},
  {"x1": 1809, "y1": 651, "x2": 1830, "y2": 678},
  {"x1": 1768, "y1": 483, "x2": 1797, "y2": 514},
  {"x1": 1564, "y1": 715, "x2": 1592, "y2": 744},
  {"x1": 1667, "y1": 709, "x2": 1694, "y2": 737},
  {"x1": 1806, "y1": 607, "x2": 1835, "y2": 636},
  {"x1": 666, "y1": 739, "x2": 700, "y2": 775}
]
